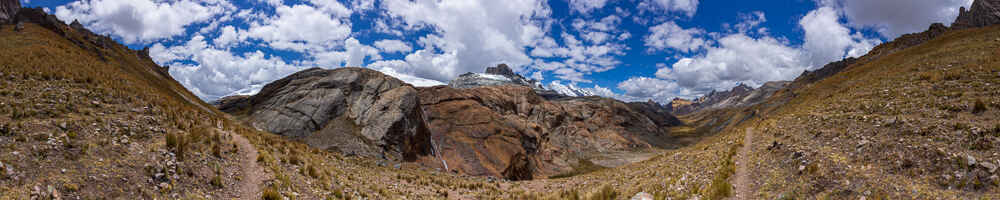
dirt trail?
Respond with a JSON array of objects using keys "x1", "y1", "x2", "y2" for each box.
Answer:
[
  {"x1": 230, "y1": 132, "x2": 266, "y2": 199},
  {"x1": 732, "y1": 128, "x2": 754, "y2": 199}
]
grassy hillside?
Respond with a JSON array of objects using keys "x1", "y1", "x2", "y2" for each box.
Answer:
[
  {"x1": 0, "y1": 22, "x2": 503, "y2": 199},
  {"x1": 740, "y1": 25, "x2": 1000, "y2": 199}
]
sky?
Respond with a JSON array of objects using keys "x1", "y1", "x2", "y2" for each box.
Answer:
[{"x1": 24, "y1": 0, "x2": 974, "y2": 103}]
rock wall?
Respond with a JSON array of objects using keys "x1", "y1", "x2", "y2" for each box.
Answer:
[
  {"x1": 418, "y1": 85, "x2": 676, "y2": 179},
  {"x1": 0, "y1": 0, "x2": 18, "y2": 24},
  {"x1": 235, "y1": 67, "x2": 432, "y2": 161},
  {"x1": 953, "y1": 0, "x2": 1000, "y2": 29}
]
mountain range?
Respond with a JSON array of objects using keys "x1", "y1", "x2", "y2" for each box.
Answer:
[{"x1": 1, "y1": 0, "x2": 999, "y2": 199}]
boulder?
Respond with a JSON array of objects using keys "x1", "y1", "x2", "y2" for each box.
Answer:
[
  {"x1": 630, "y1": 192, "x2": 654, "y2": 200},
  {"x1": 0, "y1": 0, "x2": 18, "y2": 24},
  {"x1": 953, "y1": 0, "x2": 1000, "y2": 29},
  {"x1": 233, "y1": 67, "x2": 432, "y2": 161}
]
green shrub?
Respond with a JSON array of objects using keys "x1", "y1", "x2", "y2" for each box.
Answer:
[
  {"x1": 262, "y1": 187, "x2": 281, "y2": 200},
  {"x1": 306, "y1": 164, "x2": 320, "y2": 179},
  {"x1": 972, "y1": 99, "x2": 987, "y2": 114},
  {"x1": 166, "y1": 132, "x2": 178, "y2": 148},
  {"x1": 560, "y1": 189, "x2": 581, "y2": 200},
  {"x1": 212, "y1": 143, "x2": 222, "y2": 158},
  {"x1": 166, "y1": 132, "x2": 188, "y2": 160},
  {"x1": 588, "y1": 185, "x2": 618, "y2": 200},
  {"x1": 0, "y1": 123, "x2": 9, "y2": 136},
  {"x1": 210, "y1": 175, "x2": 223, "y2": 188},
  {"x1": 993, "y1": 124, "x2": 1000, "y2": 137}
]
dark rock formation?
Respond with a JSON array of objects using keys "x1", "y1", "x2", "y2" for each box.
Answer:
[
  {"x1": 213, "y1": 95, "x2": 250, "y2": 113},
  {"x1": 225, "y1": 67, "x2": 433, "y2": 161},
  {"x1": 418, "y1": 85, "x2": 678, "y2": 179},
  {"x1": 953, "y1": 0, "x2": 1000, "y2": 29},
  {"x1": 485, "y1": 64, "x2": 519, "y2": 79},
  {"x1": 0, "y1": 0, "x2": 18, "y2": 24},
  {"x1": 501, "y1": 153, "x2": 534, "y2": 181},
  {"x1": 791, "y1": 57, "x2": 859, "y2": 88},
  {"x1": 69, "y1": 19, "x2": 84, "y2": 30},
  {"x1": 15, "y1": 7, "x2": 66, "y2": 35}
]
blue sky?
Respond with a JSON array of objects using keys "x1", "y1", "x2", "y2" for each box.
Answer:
[{"x1": 28, "y1": 0, "x2": 973, "y2": 102}]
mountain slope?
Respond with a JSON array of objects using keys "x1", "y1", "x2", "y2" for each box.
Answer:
[
  {"x1": 0, "y1": 8, "x2": 514, "y2": 200},
  {"x1": 740, "y1": 24, "x2": 1000, "y2": 199}
]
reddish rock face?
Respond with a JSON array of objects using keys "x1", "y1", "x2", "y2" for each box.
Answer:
[{"x1": 417, "y1": 85, "x2": 678, "y2": 179}]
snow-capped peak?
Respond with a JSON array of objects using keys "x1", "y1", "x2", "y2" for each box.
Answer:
[{"x1": 547, "y1": 81, "x2": 596, "y2": 97}]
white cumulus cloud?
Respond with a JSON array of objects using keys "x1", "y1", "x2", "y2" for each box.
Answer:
[
  {"x1": 374, "y1": 39, "x2": 413, "y2": 54},
  {"x1": 54, "y1": 0, "x2": 234, "y2": 44}
]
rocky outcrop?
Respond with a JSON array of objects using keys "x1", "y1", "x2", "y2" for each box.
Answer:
[
  {"x1": 225, "y1": 67, "x2": 432, "y2": 161},
  {"x1": 15, "y1": 7, "x2": 66, "y2": 35},
  {"x1": 790, "y1": 57, "x2": 858, "y2": 89},
  {"x1": 953, "y1": 0, "x2": 1000, "y2": 29},
  {"x1": 0, "y1": 0, "x2": 18, "y2": 24},
  {"x1": 418, "y1": 85, "x2": 678, "y2": 179}
]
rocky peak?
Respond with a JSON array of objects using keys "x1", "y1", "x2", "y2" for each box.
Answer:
[
  {"x1": 449, "y1": 64, "x2": 546, "y2": 91},
  {"x1": 0, "y1": 0, "x2": 18, "y2": 24},
  {"x1": 485, "y1": 64, "x2": 517, "y2": 79},
  {"x1": 953, "y1": 0, "x2": 1000, "y2": 29},
  {"x1": 70, "y1": 19, "x2": 84, "y2": 30},
  {"x1": 732, "y1": 83, "x2": 752, "y2": 94}
]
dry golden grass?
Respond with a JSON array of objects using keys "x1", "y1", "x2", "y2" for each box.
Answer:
[{"x1": 740, "y1": 25, "x2": 1000, "y2": 199}]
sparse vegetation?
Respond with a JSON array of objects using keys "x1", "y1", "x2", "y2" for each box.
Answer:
[
  {"x1": 972, "y1": 99, "x2": 987, "y2": 114},
  {"x1": 262, "y1": 187, "x2": 281, "y2": 200},
  {"x1": 588, "y1": 185, "x2": 618, "y2": 200},
  {"x1": 548, "y1": 159, "x2": 607, "y2": 179}
]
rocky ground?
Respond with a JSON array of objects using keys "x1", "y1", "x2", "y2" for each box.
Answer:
[{"x1": 742, "y1": 25, "x2": 1000, "y2": 199}]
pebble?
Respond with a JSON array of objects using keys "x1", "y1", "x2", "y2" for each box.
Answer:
[
  {"x1": 980, "y1": 162, "x2": 997, "y2": 173},
  {"x1": 630, "y1": 192, "x2": 653, "y2": 200},
  {"x1": 967, "y1": 155, "x2": 977, "y2": 166}
]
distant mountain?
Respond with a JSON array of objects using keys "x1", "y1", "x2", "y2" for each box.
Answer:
[
  {"x1": 547, "y1": 81, "x2": 596, "y2": 97},
  {"x1": 670, "y1": 81, "x2": 789, "y2": 115},
  {"x1": 448, "y1": 64, "x2": 603, "y2": 98},
  {"x1": 449, "y1": 64, "x2": 546, "y2": 90}
]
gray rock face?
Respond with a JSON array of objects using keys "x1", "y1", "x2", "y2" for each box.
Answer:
[
  {"x1": 0, "y1": 0, "x2": 18, "y2": 24},
  {"x1": 953, "y1": 0, "x2": 1000, "y2": 29},
  {"x1": 236, "y1": 67, "x2": 432, "y2": 161}
]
